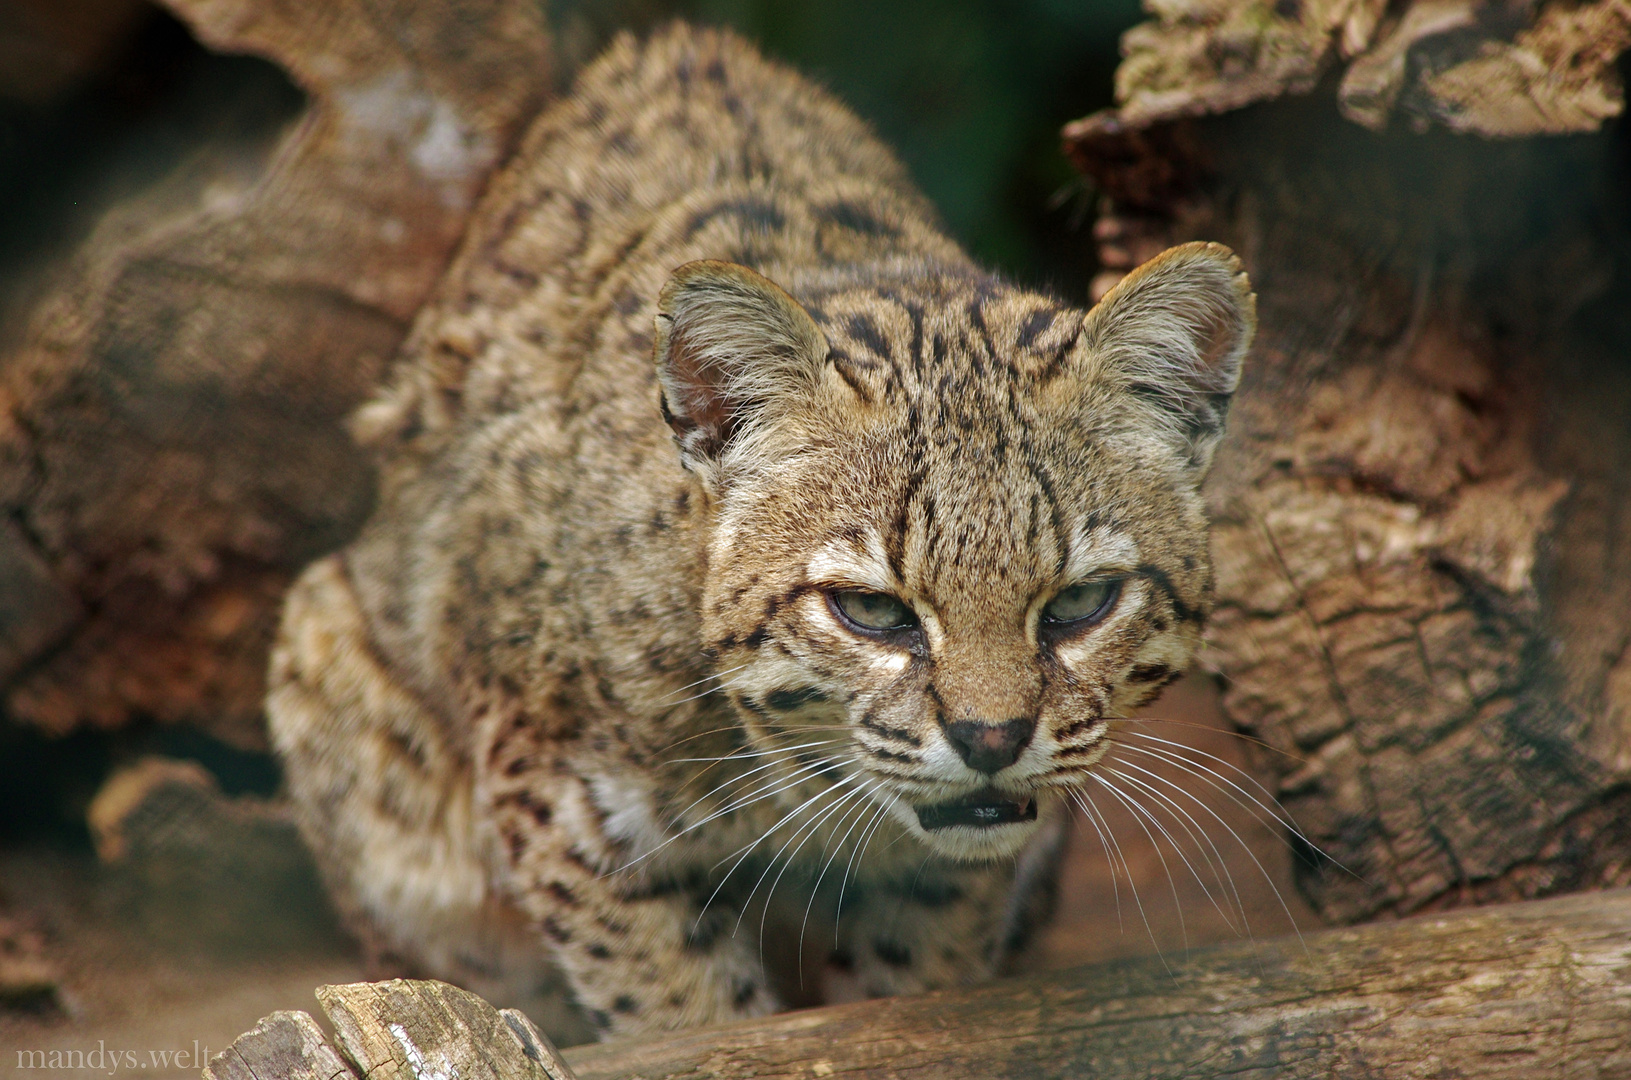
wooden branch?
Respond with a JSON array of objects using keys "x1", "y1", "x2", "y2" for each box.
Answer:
[
  {"x1": 317, "y1": 980, "x2": 577, "y2": 1080},
  {"x1": 210, "y1": 890, "x2": 1631, "y2": 1080}
]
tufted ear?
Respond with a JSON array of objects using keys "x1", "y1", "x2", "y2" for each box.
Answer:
[
  {"x1": 1079, "y1": 242, "x2": 1256, "y2": 474},
  {"x1": 654, "y1": 260, "x2": 830, "y2": 476}
]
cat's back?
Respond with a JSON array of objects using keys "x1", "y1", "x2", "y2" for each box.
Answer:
[{"x1": 359, "y1": 24, "x2": 962, "y2": 464}]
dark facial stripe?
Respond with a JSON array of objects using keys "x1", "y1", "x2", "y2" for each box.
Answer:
[
  {"x1": 846, "y1": 313, "x2": 893, "y2": 362},
  {"x1": 1127, "y1": 663, "x2": 1172, "y2": 684},
  {"x1": 1023, "y1": 455, "x2": 1068, "y2": 576},
  {"x1": 860, "y1": 709, "x2": 923, "y2": 747},
  {"x1": 767, "y1": 687, "x2": 828, "y2": 711},
  {"x1": 1137, "y1": 564, "x2": 1200, "y2": 624},
  {"x1": 1056, "y1": 717, "x2": 1103, "y2": 740},
  {"x1": 886, "y1": 465, "x2": 926, "y2": 581}
]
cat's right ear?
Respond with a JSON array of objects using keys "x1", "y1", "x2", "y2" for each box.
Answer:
[
  {"x1": 653, "y1": 260, "x2": 829, "y2": 477},
  {"x1": 1077, "y1": 242, "x2": 1255, "y2": 475}
]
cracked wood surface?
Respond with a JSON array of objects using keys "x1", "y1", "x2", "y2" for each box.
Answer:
[
  {"x1": 1189, "y1": 117, "x2": 1631, "y2": 923},
  {"x1": 565, "y1": 890, "x2": 1631, "y2": 1079},
  {"x1": 207, "y1": 891, "x2": 1631, "y2": 1079},
  {"x1": 1063, "y1": 0, "x2": 1631, "y2": 162}
]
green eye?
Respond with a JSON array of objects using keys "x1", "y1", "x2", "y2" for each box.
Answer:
[
  {"x1": 832, "y1": 590, "x2": 917, "y2": 632},
  {"x1": 1043, "y1": 580, "x2": 1120, "y2": 625}
]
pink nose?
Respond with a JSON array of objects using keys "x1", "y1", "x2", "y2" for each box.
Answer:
[{"x1": 942, "y1": 717, "x2": 1035, "y2": 774}]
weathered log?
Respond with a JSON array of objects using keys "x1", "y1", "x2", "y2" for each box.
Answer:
[
  {"x1": 204, "y1": 980, "x2": 580, "y2": 1080},
  {"x1": 202, "y1": 1011, "x2": 360, "y2": 1080},
  {"x1": 211, "y1": 889, "x2": 1631, "y2": 1079},
  {"x1": 316, "y1": 980, "x2": 577, "y2": 1080},
  {"x1": 1078, "y1": 0, "x2": 1631, "y2": 141},
  {"x1": 1064, "y1": 0, "x2": 1631, "y2": 926},
  {"x1": 0, "y1": 0, "x2": 552, "y2": 747}
]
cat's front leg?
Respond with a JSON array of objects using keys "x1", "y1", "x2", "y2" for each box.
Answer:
[
  {"x1": 487, "y1": 762, "x2": 783, "y2": 1037},
  {"x1": 826, "y1": 858, "x2": 1018, "y2": 1000}
]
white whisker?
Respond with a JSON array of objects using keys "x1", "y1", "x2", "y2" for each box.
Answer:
[
  {"x1": 795, "y1": 780, "x2": 885, "y2": 976},
  {"x1": 693, "y1": 768, "x2": 863, "y2": 932},
  {"x1": 1112, "y1": 730, "x2": 1302, "y2": 835},
  {"x1": 614, "y1": 749, "x2": 846, "y2": 872},
  {"x1": 668, "y1": 737, "x2": 845, "y2": 765},
  {"x1": 834, "y1": 791, "x2": 896, "y2": 941},
  {"x1": 1109, "y1": 739, "x2": 1343, "y2": 880},
  {"x1": 655, "y1": 720, "x2": 763, "y2": 754},
  {"x1": 659, "y1": 663, "x2": 751, "y2": 702},
  {"x1": 1103, "y1": 748, "x2": 1312, "y2": 950},
  {"x1": 749, "y1": 779, "x2": 877, "y2": 947},
  {"x1": 1071, "y1": 787, "x2": 1163, "y2": 966},
  {"x1": 1070, "y1": 789, "x2": 1126, "y2": 931},
  {"x1": 664, "y1": 674, "x2": 751, "y2": 707},
  {"x1": 1091, "y1": 773, "x2": 1190, "y2": 952},
  {"x1": 1103, "y1": 765, "x2": 1243, "y2": 934}
]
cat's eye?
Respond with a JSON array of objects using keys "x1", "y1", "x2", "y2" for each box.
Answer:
[
  {"x1": 831, "y1": 589, "x2": 917, "y2": 633},
  {"x1": 1042, "y1": 579, "x2": 1121, "y2": 626}
]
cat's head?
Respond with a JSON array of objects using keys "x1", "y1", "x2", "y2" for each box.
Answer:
[{"x1": 654, "y1": 244, "x2": 1254, "y2": 859}]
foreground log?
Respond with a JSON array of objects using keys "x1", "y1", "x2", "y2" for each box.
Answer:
[
  {"x1": 211, "y1": 889, "x2": 1631, "y2": 1079},
  {"x1": 1065, "y1": 0, "x2": 1631, "y2": 925}
]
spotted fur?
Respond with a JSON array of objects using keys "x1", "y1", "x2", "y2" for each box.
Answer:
[{"x1": 268, "y1": 24, "x2": 1254, "y2": 1039}]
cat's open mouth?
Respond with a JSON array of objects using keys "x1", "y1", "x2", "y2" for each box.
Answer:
[{"x1": 915, "y1": 790, "x2": 1037, "y2": 831}]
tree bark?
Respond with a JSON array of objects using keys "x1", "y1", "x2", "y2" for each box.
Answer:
[{"x1": 1065, "y1": 0, "x2": 1631, "y2": 925}]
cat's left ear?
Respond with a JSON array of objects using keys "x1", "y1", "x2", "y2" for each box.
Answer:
[
  {"x1": 654, "y1": 260, "x2": 830, "y2": 477},
  {"x1": 1078, "y1": 242, "x2": 1256, "y2": 474}
]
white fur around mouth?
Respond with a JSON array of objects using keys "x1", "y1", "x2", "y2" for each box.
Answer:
[{"x1": 914, "y1": 790, "x2": 1037, "y2": 831}]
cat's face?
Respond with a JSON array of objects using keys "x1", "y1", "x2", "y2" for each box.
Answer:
[{"x1": 656, "y1": 245, "x2": 1253, "y2": 859}]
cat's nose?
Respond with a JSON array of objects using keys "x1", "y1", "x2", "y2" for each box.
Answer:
[{"x1": 942, "y1": 717, "x2": 1035, "y2": 774}]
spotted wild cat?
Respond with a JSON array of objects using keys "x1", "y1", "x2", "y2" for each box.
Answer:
[{"x1": 267, "y1": 23, "x2": 1255, "y2": 1038}]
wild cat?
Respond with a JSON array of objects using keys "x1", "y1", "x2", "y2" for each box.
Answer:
[{"x1": 267, "y1": 24, "x2": 1256, "y2": 1037}]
